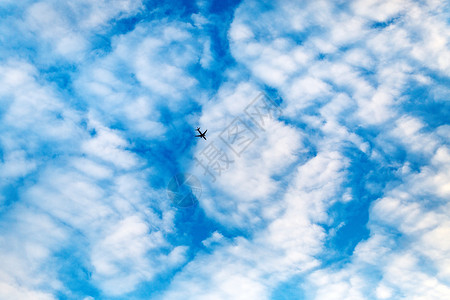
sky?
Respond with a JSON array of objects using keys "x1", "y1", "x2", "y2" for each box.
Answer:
[{"x1": 0, "y1": 0, "x2": 449, "y2": 299}]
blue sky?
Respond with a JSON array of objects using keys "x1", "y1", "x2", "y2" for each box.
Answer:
[{"x1": 0, "y1": 0, "x2": 449, "y2": 299}]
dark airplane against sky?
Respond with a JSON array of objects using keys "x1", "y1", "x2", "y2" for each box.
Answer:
[{"x1": 195, "y1": 127, "x2": 207, "y2": 140}]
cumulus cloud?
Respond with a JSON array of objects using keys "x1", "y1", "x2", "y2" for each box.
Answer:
[
  {"x1": 162, "y1": 0, "x2": 450, "y2": 298},
  {"x1": 24, "y1": 0, "x2": 143, "y2": 60},
  {"x1": 311, "y1": 144, "x2": 450, "y2": 300},
  {"x1": 0, "y1": 0, "x2": 448, "y2": 298},
  {"x1": 0, "y1": 2, "x2": 200, "y2": 297}
]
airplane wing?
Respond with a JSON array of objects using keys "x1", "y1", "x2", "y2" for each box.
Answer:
[
  {"x1": 203, "y1": 130, "x2": 207, "y2": 134},
  {"x1": 203, "y1": 136, "x2": 207, "y2": 140}
]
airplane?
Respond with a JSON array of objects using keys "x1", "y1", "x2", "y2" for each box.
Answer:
[{"x1": 195, "y1": 127, "x2": 207, "y2": 140}]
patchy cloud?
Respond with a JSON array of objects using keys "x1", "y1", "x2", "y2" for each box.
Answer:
[{"x1": 0, "y1": 0, "x2": 448, "y2": 299}]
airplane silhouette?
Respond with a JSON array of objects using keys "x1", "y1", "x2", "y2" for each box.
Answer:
[{"x1": 195, "y1": 127, "x2": 207, "y2": 140}]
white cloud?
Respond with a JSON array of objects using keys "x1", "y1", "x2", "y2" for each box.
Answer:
[
  {"x1": 202, "y1": 231, "x2": 225, "y2": 248},
  {"x1": 229, "y1": 23, "x2": 254, "y2": 41},
  {"x1": 0, "y1": 281, "x2": 55, "y2": 300},
  {"x1": 0, "y1": 150, "x2": 36, "y2": 179},
  {"x1": 163, "y1": 116, "x2": 349, "y2": 298},
  {"x1": 71, "y1": 157, "x2": 113, "y2": 179},
  {"x1": 82, "y1": 122, "x2": 139, "y2": 170},
  {"x1": 307, "y1": 143, "x2": 450, "y2": 299},
  {"x1": 191, "y1": 83, "x2": 305, "y2": 227},
  {"x1": 73, "y1": 19, "x2": 206, "y2": 141},
  {"x1": 0, "y1": 46, "x2": 184, "y2": 298},
  {"x1": 352, "y1": 0, "x2": 407, "y2": 22},
  {"x1": 0, "y1": 0, "x2": 448, "y2": 298},
  {"x1": 26, "y1": 2, "x2": 88, "y2": 58},
  {"x1": 0, "y1": 60, "x2": 81, "y2": 141},
  {"x1": 22, "y1": 0, "x2": 143, "y2": 60},
  {"x1": 91, "y1": 216, "x2": 163, "y2": 295},
  {"x1": 175, "y1": 0, "x2": 450, "y2": 299},
  {"x1": 0, "y1": 208, "x2": 67, "y2": 299}
]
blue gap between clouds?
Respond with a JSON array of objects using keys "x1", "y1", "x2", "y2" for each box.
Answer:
[
  {"x1": 320, "y1": 141, "x2": 403, "y2": 265},
  {"x1": 54, "y1": 244, "x2": 100, "y2": 300},
  {"x1": 270, "y1": 275, "x2": 305, "y2": 300},
  {"x1": 402, "y1": 73, "x2": 450, "y2": 129}
]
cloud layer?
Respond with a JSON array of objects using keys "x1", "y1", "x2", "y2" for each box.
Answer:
[{"x1": 0, "y1": 0, "x2": 449, "y2": 299}]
